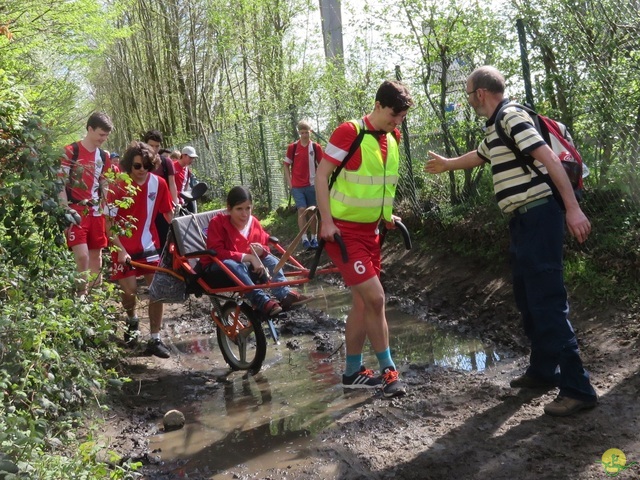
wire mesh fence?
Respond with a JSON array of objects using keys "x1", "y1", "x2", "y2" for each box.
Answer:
[{"x1": 184, "y1": 3, "x2": 640, "y2": 255}]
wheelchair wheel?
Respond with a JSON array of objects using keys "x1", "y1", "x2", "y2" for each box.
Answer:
[{"x1": 215, "y1": 302, "x2": 267, "y2": 373}]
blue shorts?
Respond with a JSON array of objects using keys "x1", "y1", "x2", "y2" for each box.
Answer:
[{"x1": 291, "y1": 185, "x2": 316, "y2": 209}]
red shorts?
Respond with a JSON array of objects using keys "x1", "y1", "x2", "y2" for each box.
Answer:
[
  {"x1": 324, "y1": 219, "x2": 380, "y2": 287},
  {"x1": 66, "y1": 213, "x2": 108, "y2": 250},
  {"x1": 110, "y1": 253, "x2": 159, "y2": 281}
]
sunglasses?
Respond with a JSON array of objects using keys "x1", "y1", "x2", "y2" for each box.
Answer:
[{"x1": 132, "y1": 163, "x2": 152, "y2": 171}]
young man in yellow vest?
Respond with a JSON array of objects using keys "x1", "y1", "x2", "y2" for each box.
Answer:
[{"x1": 315, "y1": 80, "x2": 413, "y2": 398}]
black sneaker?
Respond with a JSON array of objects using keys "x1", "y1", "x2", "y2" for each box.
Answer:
[
  {"x1": 145, "y1": 338, "x2": 170, "y2": 359},
  {"x1": 509, "y1": 373, "x2": 556, "y2": 390},
  {"x1": 380, "y1": 367, "x2": 406, "y2": 398},
  {"x1": 124, "y1": 318, "x2": 139, "y2": 345},
  {"x1": 342, "y1": 366, "x2": 382, "y2": 389}
]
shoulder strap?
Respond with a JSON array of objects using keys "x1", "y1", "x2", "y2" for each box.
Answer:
[
  {"x1": 71, "y1": 142, "x2": 80, "y2": 163},
  {"x1": 313, "y1": 142, "x2": 321, "y2": 167},
  {"x1": 494, "y1": 103, "x2": 547, "y2": 179},
  {"x1": 328, "y1": 122, "x2": 386, "y2": 190},
  {"x1": 290, "y1": 141, "x2": 298, "y2": 163}
]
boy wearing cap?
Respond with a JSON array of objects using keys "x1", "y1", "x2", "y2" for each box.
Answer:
[{"x1": 174, "y1": 146, "x2": 198, "y2": 211}]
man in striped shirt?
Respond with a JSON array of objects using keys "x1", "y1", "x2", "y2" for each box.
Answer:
[{"x1": 426, "y1": 66, "x2": 597, "y2": 417}]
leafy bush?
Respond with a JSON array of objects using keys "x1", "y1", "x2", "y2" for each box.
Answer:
[{"x1": 0, "y1": 74, "x2": 137, "y2": 479}]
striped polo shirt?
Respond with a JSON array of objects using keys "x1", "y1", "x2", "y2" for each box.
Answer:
[{"x1": 477, "y1": 100, "x2": 552, "y2": 213}]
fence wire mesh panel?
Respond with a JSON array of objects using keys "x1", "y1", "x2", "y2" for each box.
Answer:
[{"x1": 179, "y1": 0, "x2": 639, "y2": 261}]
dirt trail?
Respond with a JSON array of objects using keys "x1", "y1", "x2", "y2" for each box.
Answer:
[{"x1": 104, "y1": 244, "x2": 640, "y2": 480}]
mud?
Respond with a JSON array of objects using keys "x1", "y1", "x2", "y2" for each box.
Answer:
[{"x1": 102, "y1": 244, "x2": 640, "y2": 480}]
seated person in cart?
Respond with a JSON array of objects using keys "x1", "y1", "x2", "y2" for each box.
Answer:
[
  {"x1": 104, "y1": 141, "x2": 174, "y2": 358},
  {"x1": 198, "y1": 186, "x2": 310, "y2": 316}
]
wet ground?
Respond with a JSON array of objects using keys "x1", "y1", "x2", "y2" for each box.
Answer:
[{"x1": 104, "y1": 244, "x2": 640, "y2": 480}]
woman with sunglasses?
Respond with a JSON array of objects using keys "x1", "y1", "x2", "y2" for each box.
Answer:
[{"x1": 105, "y1": 141, "x2": 174, "y2": 358}]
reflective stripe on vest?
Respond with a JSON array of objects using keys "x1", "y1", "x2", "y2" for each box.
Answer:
[{"x1": 329, "y1": 120, "x2": 399, "y2": 223}]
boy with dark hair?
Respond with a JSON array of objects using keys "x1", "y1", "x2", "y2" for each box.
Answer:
[
  {"x1": 315, "y1": 80, "x2": 413, "y2": 398},
  {"x1": 142, "y1": 129, "x2": 178, "y2": 247},
  {"x1": 58, "y1": 111, "x2": 113, "y2": 297}
]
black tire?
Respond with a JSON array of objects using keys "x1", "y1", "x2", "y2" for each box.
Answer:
[{"x1": 215, "y1": 302, "x2": 267, "y2": 373}]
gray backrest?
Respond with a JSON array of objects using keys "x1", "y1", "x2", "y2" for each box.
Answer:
[{"x1": 171, "y1": 209, "x2": 226, "y2": 257}]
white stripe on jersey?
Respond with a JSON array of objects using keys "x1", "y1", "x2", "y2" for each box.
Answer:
[
  {"x1": 141, "y1": 175, "x2": 159, "y2": 254},
  {"x1": 324, "y1": 142, "x2": 348, "y2": 163}
]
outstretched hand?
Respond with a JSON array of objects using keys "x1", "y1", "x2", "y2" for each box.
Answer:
[{"x1": 425, "y1": 151, "x2": 449, "y2": 174}]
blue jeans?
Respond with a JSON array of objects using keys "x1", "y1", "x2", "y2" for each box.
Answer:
[
  {"x1": 222, "y1": 254, "x2": 290, "y2": 310},
  {"x1": 291, "y1": 185, "x2": 316, "y2": 209},
  {"x1": 509, "y1": 197, "x2": 596, "y2": 401}
]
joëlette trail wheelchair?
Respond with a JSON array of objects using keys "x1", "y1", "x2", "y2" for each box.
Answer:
[{"x1": 131, "y1": 202, "x2": 338, "y2": 374}]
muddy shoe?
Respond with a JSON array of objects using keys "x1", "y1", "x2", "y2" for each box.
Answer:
[
  {"x1": 124, "y1": 317, "x2": 139, "y2": 345},
  {"x1": 510, "y1": 374, "x2": 556, "y2": 389},
  {"x1": 280, "y1": 291, "x2": 313, "y2": 311},
  {"x1": 380, "y1": 367, "x2": 406, "y2": 398},
  {"x1": 261, "y1": 299, "x2": 283, "y2": 317},
  {"x1": 342, "y1": 366, "x2": 382, "y2": 389},
  {"x1": 543, "y1": 395, "x2": 598, "y2": 417},
  {"x1": 145, "y1": 338, "x2": 171, "y2": 359}
]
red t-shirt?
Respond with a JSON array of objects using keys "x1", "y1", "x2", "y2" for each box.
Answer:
[
  {"x1": 105, "y1": 174, "x2": 173, "y2": 259},
  {"x1": 200, "y1": 213, "x2": 271, "y2": 268},
  {"x1": 284, "y1": 141, "x2": 322, "y2": 187},
  {"x1": 323, "y1": 116, "x2": 401, "y2": 171},
  {"x1": 173, "y1": 161, "x2": 190, "y2": 202},
  {"x1": 151, "y1": 155, "x2": 176, "y2": 182},
  {"x1": 60, "y1": 142, "x2": 111, "y2": 216}
]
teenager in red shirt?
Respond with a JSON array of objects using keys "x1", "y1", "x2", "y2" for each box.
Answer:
[
  {"x1": 199, "y1": 186, "x2": 310, "y2": 315},
  {"x1": 105, "y1": 141, "x2": 174, "y2": 358},
  {"x1": 58, "y1": 112, "x2": 113, "y2": 297},
  {"x1": 284, "y1": 120, "x2": 322, "y2": 249}
]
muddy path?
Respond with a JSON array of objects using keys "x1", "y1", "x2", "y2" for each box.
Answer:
[{"x1": 103, "y1": 244, "x2": 640, "y2": 480}]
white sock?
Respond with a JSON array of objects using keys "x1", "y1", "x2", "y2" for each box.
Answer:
[
  {"x1": 302, "y1": 234, "x2": 309, "y2": 241},
  {"x1": 150, "y1": 332, "x2": 160, "y2": 340}
]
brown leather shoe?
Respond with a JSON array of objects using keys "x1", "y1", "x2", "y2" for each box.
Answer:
[
  {"x1": 280, "y1": 291, "x2": 312, "y2": 311},
  {"x1": 509, "y1": 374, "x2": 556, "y2": 389},
  {"x1": 543, "y1": 395, "x2": 598, "y2": 417}
]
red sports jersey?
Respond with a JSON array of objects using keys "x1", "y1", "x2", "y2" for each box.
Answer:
[
  {"x1": 199, "y1": 213, "x2": 271, "y2": 268},
  {"x1": 173, "y1": 161, "x2": 190, "y2": 203},
  {"x1": 322, "y1": 116, "x2": 401, "y2": 171},
  {"x1": 284, "y1": 141, "x2": 322, "y2": 187},
  {"x1": 106, "y1": 174, "x2": 173, "y2": 261},
  {"x1": 61, "y1": 142, "x2": 111, "y2": 216}
]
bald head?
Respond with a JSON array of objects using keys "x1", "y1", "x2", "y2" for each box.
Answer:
[{"x1": 468, "y1": 66, "x2": 505, "y2": 94}]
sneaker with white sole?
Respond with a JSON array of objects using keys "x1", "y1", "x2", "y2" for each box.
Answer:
[
  {"x1": 124, "y1": 317, "x2": 139, "y2": 345},
  {"x1": 145, "y1": 338, "x2": 171, "y2": 359},
  {"x1": 342, "y1": 365, "x2": 382, "y2": 389},
  {"x1": 380, "y1": 366, "x2": 406, "y2": 398}
]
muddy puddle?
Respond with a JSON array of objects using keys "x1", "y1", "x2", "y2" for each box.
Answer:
[{"x1": 145, "y1": 283, "x2": 501, "y2": 478}]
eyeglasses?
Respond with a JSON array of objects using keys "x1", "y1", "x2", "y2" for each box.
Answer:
[
  {"x1": 466, "y1": 88, "x2": 485, "y2": 97},
  {"x1": 132, "y1": 163, "x2": 151, "y2": 171}
]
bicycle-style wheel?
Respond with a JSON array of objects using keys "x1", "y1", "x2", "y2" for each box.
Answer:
[{"x1": 215, "y1": 302, "x2": 267, "y2": 373}]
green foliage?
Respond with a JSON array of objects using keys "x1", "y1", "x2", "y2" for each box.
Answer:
[{"x1": 0, "y1": 79, "x2": 133, "y2": 479}]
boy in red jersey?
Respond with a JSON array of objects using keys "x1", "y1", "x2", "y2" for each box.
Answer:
[
  {"x1": 58, "y1": 112, "x2": 113, "y2": 297},
  {"x1": 315, "y1": 80, "x2": 413, "y2": 398},
  {"x1": 105, "y1": 141, "x2": 174, "y2": 358},
  {"x1": 284, "y1": 120, "x2": 323, "y2": 249}
]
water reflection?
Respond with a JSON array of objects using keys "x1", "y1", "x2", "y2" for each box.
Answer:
[
  {"x1": 147, "y1": 282, "x2": 501, "y2": 477},
  {"x1": 307, "y1": 286, "x2": 500, "y2": 372}
]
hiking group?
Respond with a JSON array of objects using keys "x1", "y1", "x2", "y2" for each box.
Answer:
[{"x1": 57, "y1": 67, "x2": 598, "y2": 414}]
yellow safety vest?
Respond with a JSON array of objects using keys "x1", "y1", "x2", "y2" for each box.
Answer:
[{"x1": 330, "y1": 120, "x2": 399, "y2": 223}]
